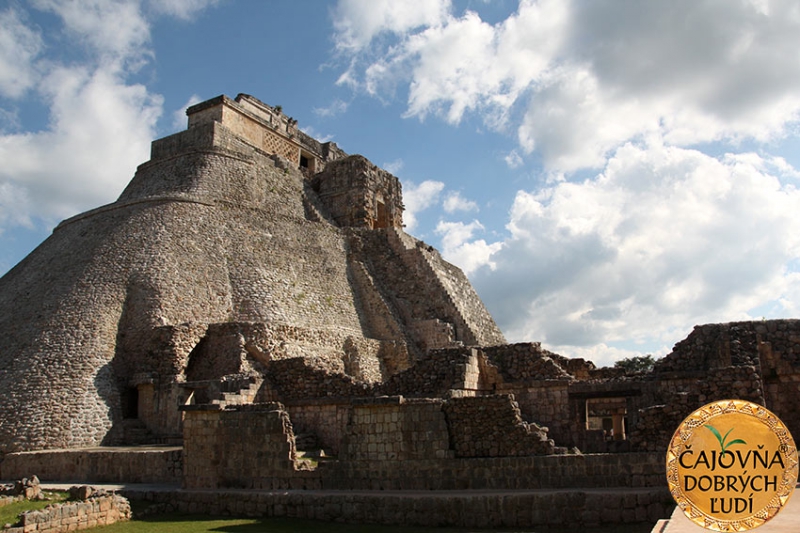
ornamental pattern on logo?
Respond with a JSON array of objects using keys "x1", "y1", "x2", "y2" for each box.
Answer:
[{"x1": 666, "y1": 399, "x2": 798, "y2": 531}]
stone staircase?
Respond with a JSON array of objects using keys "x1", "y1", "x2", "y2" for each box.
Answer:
[
  {"x1": 210, "y1": 377, "x2": 261, "y2": 409},
  {"x1": 120, "y1": 419, "x2": 157, "y2": 446},
  {"x1": 384, "y1": 227, "x2": 479, "y2": 346}
]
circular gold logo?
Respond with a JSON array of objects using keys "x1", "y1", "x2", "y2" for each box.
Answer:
[{"x1": 667, "y1": 400, "x2": 798, "y2": 531}]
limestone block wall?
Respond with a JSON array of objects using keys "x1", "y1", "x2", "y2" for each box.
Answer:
[
  {"x1": 483, "y1": 342, "x2": 579, "y2": 382},
  {"x1": 263, "y1": 358, "x2": 372, "y2": 400},
  {"x1": 412, "y1": 237, "x2": 507, "y2": 348},
  {"x1": 0, "y1": 448, "x2": 182, "y2": 484},
  {"x1": 340, "y1": 397, "x2": 453, "y2": 461},
  {"x1": 284, "y1": 399, "x2": 351, "y2": 454},
  {"x1": 182, "y1": 404, "x2": 299, "y2": 490},
  {"x1": 443, "y1": 395, "x2": 555, "y2": 457},
  {"x1": 322, "y1": 452, "x2": 667, "y2": 491},
  {"x1": 122, "y1": 483, "x2": 672, "y2": 529},
  {"x1": 378, "y1": 347, "x2": 476, "y2": 397},
  {"x1": 311, "y1": 156, "x2": 403, "y2": 229},
  {"x1": 149, "y1": 121, "x2": 256, "y2": 162},
  {"x1": 495, "y1": 382, "x2": 572, "y2": 447},
  {"x1": 383, "y1": 228, "x2": 506, "y2": 348},
  {"x1": 629, "y1": 365, "x2": 764, "y2": 452},
  {"x1": 4, "y1": 494, "x2": 131, "y2": 533}
]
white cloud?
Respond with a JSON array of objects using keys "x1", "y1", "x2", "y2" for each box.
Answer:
[
  {"x1": 0, "y1": 182, "x2": 33, "y2": 232},
  {"x1": 547, "y1": 342, "x2": 671, "y2": 370},
  {"x1": 0, "y1": 6, "x2": 44, "y2": 99},
  {"x1": 435, "y1": 220, "x2": 502, "y2": 275},
  {"x1": 313, "y1": 99, "x2": 349, "y2": 118},
  {"x1": 443, "y1": 191, "x2": 478, "y2": 213},
  {"x1": 335, "y1": 0, "x2": 800, "y2": 172},
  {"x1": 172, "y1": 94, "x2": 202, "y2": 131},
  {"x1": 504, "y1": 149, "x2": 523, "y2": 169},
  {"x1": 382, "y1": 158, "x2": 403, "y2": 175},
  {"x1": 332, "y1": 0, "x2": 451, "y2": 53},
  {"x1": 0, "y1": 1, "x2": 218, "y2": 235},
  {"x1": 0, "y1": 67, "x2": 162, "y2": 222},
  {"x1": 472, "y1": 142, "x2": 800, "y2": 352},
  {"x1": 148, "y1": 0, "x2": 221, "y2": 21},
  {"x1": 33, "y1": 0, "x2": 152, "y2": 69},
  {"x1": 402, "y1": 179, "x2": 444, "y2": 231}
]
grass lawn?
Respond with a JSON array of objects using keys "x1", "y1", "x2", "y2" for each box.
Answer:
[
  {"x1": 94, "y1": 515, "x2": 457, "y2": 533},
  {"x1": 0, "y1": 492, "x2": 69, "y2": 526},
  {"x1": 3, "y1": 497, "x2": 654, "y2": 533},
  {"x1": 93, "y1": 514, "x2": 655, "y2": 533}
]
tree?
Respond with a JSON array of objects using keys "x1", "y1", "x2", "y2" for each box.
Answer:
[{"x1": 614, "y1": 354, "x2": 657, "y2": 374}]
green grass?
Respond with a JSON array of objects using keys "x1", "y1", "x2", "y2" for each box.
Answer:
[
  {"x1": 2, "y1": 496, "x2": 654, "y2": 533},
  {"x1": 0, "y1": 492, "x2": 69, "y2": 526},
  {"x1": 95, "y1": 515, "x2": 453, "y2": 533},
  {"x1": 94, "y1": 514, "x2": 655, "y2": 533}
]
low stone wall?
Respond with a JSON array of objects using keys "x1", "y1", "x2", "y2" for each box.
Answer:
[
  {"x1": 0, "y1": 447, "x2": 182, "y2": 484},
  {"x1": 285, "y1": 399, "x2": 350, "y2": 455},
  {"x1": 122, "y1": 486, "x2": 672, "y2": 529},
  {"x1": 320, "y1": 452, "x2": 665, "y2": 491},
  {"x1": 182, "y1": 403, "x2": 300, "y2": 490},
  {"x1": 340, "y1": 397, "x2": 452, "y2": 461},
  {"x1": 4, "y1": 493, "x2": 130, "y2": 533}
]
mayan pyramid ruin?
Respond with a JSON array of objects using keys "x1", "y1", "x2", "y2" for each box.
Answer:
[{"x1": 0, "y1": 93, "x2": 507, "y2": 454}]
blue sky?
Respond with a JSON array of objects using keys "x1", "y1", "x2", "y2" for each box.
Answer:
[{"x1": 1, "y1": 0, "x2": 799, "y2": 367}]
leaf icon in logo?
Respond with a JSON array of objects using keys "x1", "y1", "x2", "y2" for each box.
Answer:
[{"x1": 705, "y1": 424, "x2": 747, "y2": 457}]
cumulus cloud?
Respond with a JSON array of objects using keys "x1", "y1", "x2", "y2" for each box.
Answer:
[
  {"x1": 0, "y1": 6, "x2": 44, "y2": 99},
  {"x1": 435, "y1": 220, "x2": 501, "y2": 275},
  {"x1": 402, "y1": 179, "x2": 444, "y2": 231},
  {"x1": 443, "y1": 191, "x2": 478, "y2": 213},
  {"x1": 472, "y1": 143, "x2": 800, "y2": 355},
  {"x1": 332, "y1": 0, "x2": 451, "y2": 53},
  {"x1": 33, "y1": 0, "x2": 152, "y2": 69},
  {"x1": 0, "y1": 1, "x2": 219, "y2": 234},
  {"x1": 0, "y1": 67, "x2": 162, "y2": 222},
  {"x1": 335, "y1": 0, "x2": 800, "y2": 172}
]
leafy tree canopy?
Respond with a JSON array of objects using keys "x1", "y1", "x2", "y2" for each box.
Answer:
[{"x1": 613, "y1": 354, "x2": 658, "y2": 373}]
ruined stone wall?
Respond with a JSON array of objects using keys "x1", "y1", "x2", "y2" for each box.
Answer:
[
  {"x1": 4, "y1": 494, "x2": 131, "y2": 533},
  {"x1": 262, "y1": 358, "x2": 372, "y2": 400},
  {"x1": 182, "y1": 404, "x2": 300, "y2": 490},
  {"x1": 284, "y1": 399, "x2": 351, "y2": 455},
  {"x1": 312, "y1": 156, "x2": 403, "y2": 229},
  {"x1": 415, "y1": 239, "x2": 507, "y2": 348},
  {"x1": 378, "y1": 347, "x2": 476, "y2": 397},
  {"x1": 483, "y1": 342, "x2": 581, "y2": 381},
  {"x1": 443, "y1": 395, "x2": 554, "y2": 457},
  {"x1": 340, "y1": 397, "x2": 453, "y2": 461},
  {"x1": 0, "y1": 448, "x2": 182, "y2": 484},
  {"x1": 498, "y1": 383, "x2": 573, "y2": 446},
  {"x1": 630, "y1": 366, "x2": 765, "y2": 452}
]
